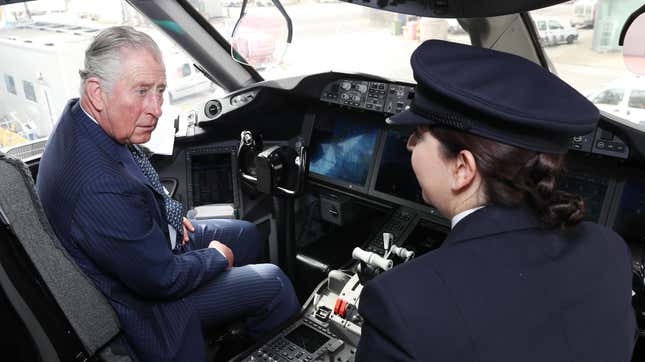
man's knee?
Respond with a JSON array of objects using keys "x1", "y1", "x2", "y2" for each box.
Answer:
[
  {"x1": 238, "y1": 220, "x2": 263, "y2": 247},
  {"x1": 255, "y1": 263, "x2": 288, "y2": 287},
  {"x1": 257, "y1": 264, "x2": 299, "y2": 312}
]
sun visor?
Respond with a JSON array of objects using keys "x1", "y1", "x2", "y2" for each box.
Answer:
[{"x1": 336, "y1": 0, "x2": 568, "y2": 18}]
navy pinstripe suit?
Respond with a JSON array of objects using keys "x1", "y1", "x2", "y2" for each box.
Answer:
[
  {"x1": 37, "y1": 99, "x2": 299, "y2": 361},
  {"x1": 357, "y1": 205, "x2": 637, "y2": 362}
]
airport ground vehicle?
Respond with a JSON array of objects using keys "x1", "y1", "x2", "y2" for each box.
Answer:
[
  {"x1": 588, "y1": 76, "x2": 645, "y2": 125},
  {"x1": 166, "y1": 55, "x2": 219, "y2": 103},
  {"x1": 1, "y1": 0, "x2": 644, "y2": 361},
  {"x1": 571, "y1": 0, "x2": 597, "y2": 28},
  {"x1": 533, "y1": 15, "x2": 580, "y2": 45}
]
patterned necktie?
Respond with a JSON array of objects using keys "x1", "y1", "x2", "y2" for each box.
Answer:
[{"x1": 128, "y1": 145, "x2": 185, "y2": 246}]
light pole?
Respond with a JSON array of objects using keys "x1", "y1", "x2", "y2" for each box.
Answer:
[{"x1": 37, "y1": 72, "x2": 54, "y2": 135}]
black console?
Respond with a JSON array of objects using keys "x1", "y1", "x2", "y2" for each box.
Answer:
[
  {"x1": 186, "y1": 144, "x2": 240, "y2": 208},
  {"x1": 238, "y1": 318, "x2": 351, "y2": 362},
  {"x1": 320, "y1": 79, "x2": 415, "y2": 115}
]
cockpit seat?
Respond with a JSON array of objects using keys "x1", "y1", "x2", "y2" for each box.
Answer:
[{"x1": 0, "y1": 153, "x2": 129, "y2": 361}]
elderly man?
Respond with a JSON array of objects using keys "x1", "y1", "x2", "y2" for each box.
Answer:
[{"x1": 36, "y1": 26, "x2": 299, "y2": 362}]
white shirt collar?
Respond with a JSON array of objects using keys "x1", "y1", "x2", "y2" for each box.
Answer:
[
  {"x1": 451, "y1": 206, "x2": 485, "y2": 229},
  {"x1": 79, "y1": 102, "x2": 99, "y2": 126}
]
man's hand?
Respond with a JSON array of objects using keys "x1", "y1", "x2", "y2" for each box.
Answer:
[
  {"x1": 208, "y1": 240, "x2": 234, "y2": 269},
  {"x1": 182, "y1": 217, "x2": 195, "y2": 245}
]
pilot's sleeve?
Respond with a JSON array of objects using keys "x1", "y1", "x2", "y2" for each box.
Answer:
[
  {"x1": 356, "y1": 279, "x2": 416, "y2": 362},
  {"x1": 356, "y1": 265, "x2": 476, "y2": 362},
  {"x1": 70, "y1": 180, "x2": 229, "y2": 300}
]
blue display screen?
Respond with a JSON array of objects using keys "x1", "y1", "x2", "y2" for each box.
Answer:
[{"x1": 309, "y1": 116, "x2": 379, "y2": 186}]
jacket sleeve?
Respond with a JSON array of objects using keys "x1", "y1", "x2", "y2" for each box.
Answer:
[
  {"x1": 356, "y1": 280, "x2": 416, "y2": 362},
  {"x1": 356, "y1": 264, "x2": 476, "y2": 362},
  {"x1": 70, "y1": 180, "x2": 228, "y2": 300}
]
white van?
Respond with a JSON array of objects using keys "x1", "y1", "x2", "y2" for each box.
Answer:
[
  {"x1": 588, "y1": 76, "x2": 645, "y2": 125},
  {"x1": 165, "y1": 56, "x2": 217, "y2": 103},
  {"x1": 570, "y1": 0, "x2": 597, "y2": 28},
  {"x1": 533, "y1": 16, "x2": 579, "y2": 46}
]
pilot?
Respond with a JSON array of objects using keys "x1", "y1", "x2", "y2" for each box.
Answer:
[
  {"x1": 36, "y1": 26, "x2": 299, "y2": 361},
  {"x1": 356, "y1": 40, "x2": 637, "y2": 362}
]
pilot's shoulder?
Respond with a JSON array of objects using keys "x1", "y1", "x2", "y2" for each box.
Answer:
[
  {"x1": 574, "y1": 221, "x2": 632, "y2": 260},
  {"x1": 364, "y1": 250, "x2": 453, "y2": 299}
]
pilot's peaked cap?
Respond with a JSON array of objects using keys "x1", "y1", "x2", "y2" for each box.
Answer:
[{"x1": 387, "y1": 40, "x2": 599, "y2": 153}]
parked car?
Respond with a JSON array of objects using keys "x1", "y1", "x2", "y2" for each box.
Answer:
[
  {"x1": 533, "y1": 16, "x2": 579, "y2": 46},
  {"x1": 222, "y1": 0, "x2": 242, "y2": 7},
  {"x1": 165, "y1": 56, "x2": 218, "y2": 103},
  {"x1": 570, "y1": 0, "x2": 597, "y2": 28},
  {"x1": 587, "y1": 76, "x2": 645, "y2": 125},
  {"x1": 254, "y1": 0, "x2": 299, "y2": 6}
]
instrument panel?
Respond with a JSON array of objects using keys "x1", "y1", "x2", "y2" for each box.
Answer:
[
  {"x1": 185, "y1": 72, "x2": 645, "y2": 361},
  {"x1": 192, "y1": 71, "x2": 645, "y2": 242}
]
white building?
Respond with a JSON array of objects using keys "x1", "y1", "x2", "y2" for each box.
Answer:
[{"x1": 0, "y1": 22, "x2": 96, "y2": 137}]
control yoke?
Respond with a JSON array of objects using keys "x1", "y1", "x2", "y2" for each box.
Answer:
[
  {"x1": 236, "y1": 115, "x2": 315, "y2": 279},
  {"x1": 237, "y1": 115, "x2": 313, "y2": 197}
]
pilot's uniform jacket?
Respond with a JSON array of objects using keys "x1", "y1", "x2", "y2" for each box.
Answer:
[
  {"x1": 356, "y1": 205, "x2": 636, "y2": 361},
  {"x1": 37, "y1": 100, "x2": 228, "y2": 361}
]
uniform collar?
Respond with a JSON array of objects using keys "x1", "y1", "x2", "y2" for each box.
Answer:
[{"x1": 443, "y1": 204, "x2": 542, "y2": 247}]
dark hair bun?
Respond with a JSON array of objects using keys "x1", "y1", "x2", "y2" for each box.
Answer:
[{"x1": 429, "y1": 128, "x2": 585, "y2": 229}]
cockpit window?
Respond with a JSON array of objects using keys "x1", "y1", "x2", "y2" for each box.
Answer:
[
  {"x1": 0, "y1": 0, "x2": 225, "y2": 152},
  {"x1": 531, "y1": 0, "x2": 644, "y2": 128},
  {"x1": 205, "y1": 1, "x2": 470, "y2": 82}
]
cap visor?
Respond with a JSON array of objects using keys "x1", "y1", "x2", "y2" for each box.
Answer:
[{"x1": 386, "y1": 109, "x2": 436, "y2": 126}]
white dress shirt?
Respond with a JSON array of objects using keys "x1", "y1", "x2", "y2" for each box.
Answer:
[{"x1": 451, "y1": 206, "x2": 486, "y2": 229}]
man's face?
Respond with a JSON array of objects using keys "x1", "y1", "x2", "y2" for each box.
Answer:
[{"x1": 100, "y1": 48, "x2": 166, "y2": 144}]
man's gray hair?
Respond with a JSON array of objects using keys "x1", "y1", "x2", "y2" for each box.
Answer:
[{"x1": 79, "y1": 26, "x2": 162, "y2": 95}]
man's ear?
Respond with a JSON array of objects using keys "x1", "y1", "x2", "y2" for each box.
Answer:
[
  {"x1": 84, "y1": 78, "x2": 106, "y2": 111},
  {"x1": 450, "y1": 150, "x2": 478, "y2": 192}
]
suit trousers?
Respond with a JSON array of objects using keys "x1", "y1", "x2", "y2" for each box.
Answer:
[{"x1": 184, "y1": 219, "x2": 300, "y2": 339}]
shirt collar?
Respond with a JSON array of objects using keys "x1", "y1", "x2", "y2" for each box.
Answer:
[
  {"x1": 451, "y1": 206, "x2": 485, "y2": 229},
  {"x1": 79, "y1": 102, "x2": 99, "y2": 126},
  {"x1": 79, "y1": 101, "x2": 130, "y2": 152}
]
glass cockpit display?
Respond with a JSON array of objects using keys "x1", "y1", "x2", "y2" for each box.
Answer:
[
  {"x1": 373, "y1": 129, "x2": 424, "y2": 205},
  {"x1": 309, "y1": 115, "x2": 379, "y2": 187}
]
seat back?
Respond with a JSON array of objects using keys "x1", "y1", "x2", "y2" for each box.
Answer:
[{"x1": 0, "y1": 153, "x2": 127, "y2": 361}]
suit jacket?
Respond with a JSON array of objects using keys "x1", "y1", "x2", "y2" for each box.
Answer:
[
  {"x1": 37, "y1": 99, "x2": 228, "y2": 361},
  {"x1": 357, "y1": 205, "x2": 636, "y2": 362}
]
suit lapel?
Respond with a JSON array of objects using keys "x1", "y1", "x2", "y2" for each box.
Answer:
[
  {"x1": 72, "y1": 101, "x2": 156, "y2": 191},
  {"x1": 72, "y1": 101, "x2": 170, "y2": 242},
  {"x1": 443, "y1": 205, "x2": 542, "y2": 247}
]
